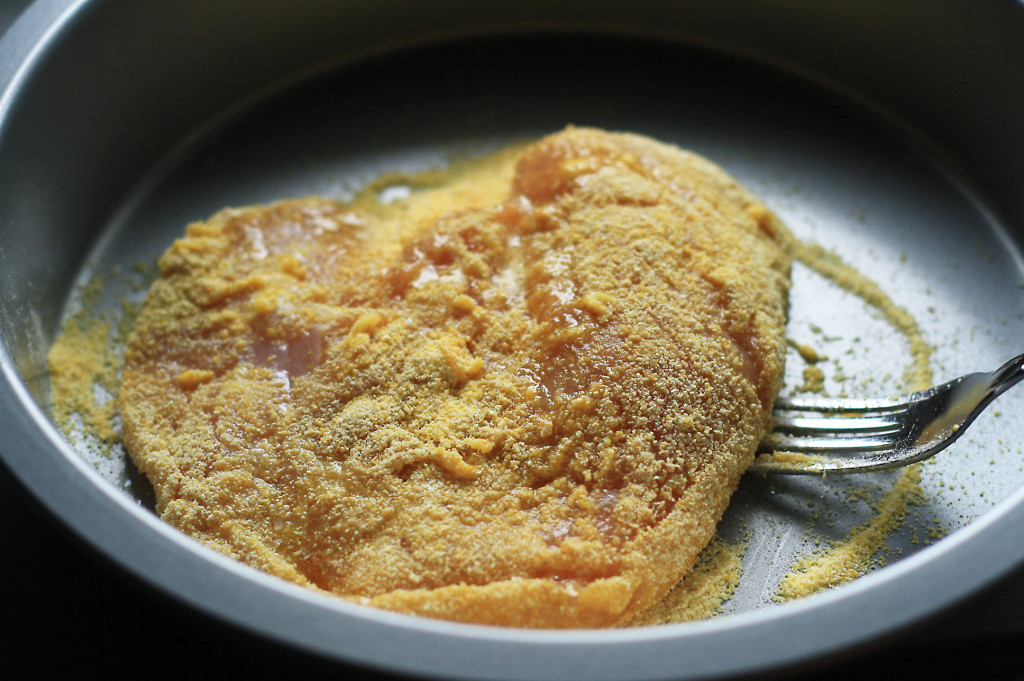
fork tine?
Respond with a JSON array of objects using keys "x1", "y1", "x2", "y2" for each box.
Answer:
[
  {"x1": 754, "y1": 353, "x2": 1024, "y2": 474},
  {"x1": 763, "y1": 398, "x2": 905, "y2": 455},
  {"x1": 760, "y1": 432, "x2": 897, "y2": 454},
  {"x1": 771, "y1": 413, "x2": 901, "y2": 435},
  {"x1": 773, "y1": 395, "x2": 909, "y2": 414}
]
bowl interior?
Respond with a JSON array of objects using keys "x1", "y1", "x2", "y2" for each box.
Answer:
[
  {"x1": 47, "y1": 29, "x2": 1024, "y2": 607},
  {"x1": 2, "y1": 2, "x2": 1024, "y2": 679}
]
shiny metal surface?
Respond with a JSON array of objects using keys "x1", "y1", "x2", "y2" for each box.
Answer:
[
  {"x1": 755, "y1": 353, "x2": 1024, "y2": 474},
  {"x1": 1, "y1": 1, "x2": 1023, "y2": 679}
]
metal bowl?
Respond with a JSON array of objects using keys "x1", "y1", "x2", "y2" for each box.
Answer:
[{"x1": 2, "y1": 1, "x2": 1023, "y2": 678}]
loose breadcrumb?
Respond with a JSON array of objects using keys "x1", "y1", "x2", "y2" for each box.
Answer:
[
  {"x1": 782, "y1": 237, "x2": 933, "y2": 392},
  {"x1": 622, "y1": 536, "x2": 746, "y2": 626},
  {"x1": 775, "y1": 466, "x2": 925, "y2": 600},
  {"x1": 797, "y1": 365, "x2": 826, "y2": 394},
  {"x1": 47, "y1": 291, "x2": 120, "y2": 444}
]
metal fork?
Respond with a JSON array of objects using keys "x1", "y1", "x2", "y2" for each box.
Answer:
[{"x1": 750, "y1": 353, "x2": 1024, "y2": 475}]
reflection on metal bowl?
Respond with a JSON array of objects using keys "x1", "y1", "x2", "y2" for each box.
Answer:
[{"x1": 1, "y1": 1, "x2": 1023, "y2": 679}]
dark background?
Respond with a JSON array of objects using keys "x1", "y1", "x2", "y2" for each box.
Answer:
[{"x1": 1, "y1": 1, "x2": 1022, "y2": 679}]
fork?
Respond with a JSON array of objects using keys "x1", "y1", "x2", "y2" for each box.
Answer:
[{"x1": 750, "y1": 353, "x2": 1024, "y2": 475}]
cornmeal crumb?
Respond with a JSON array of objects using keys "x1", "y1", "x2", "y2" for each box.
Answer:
[{"x1": 117, "y1": 128, "x2": 792, "y2": 628}]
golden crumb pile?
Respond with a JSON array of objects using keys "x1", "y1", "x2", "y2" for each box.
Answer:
[
  {"x1": 777, "y1": 466, "x2": 925, "y2": 600},
  {"x1": 117, "y1": 127, "x2": 791, "y2": 628}
]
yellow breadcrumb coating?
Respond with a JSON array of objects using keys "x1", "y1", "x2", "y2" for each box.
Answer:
[
  {"x1": 118, "y1": 128, "x2": 790, "y2": 628},
  {"x1": 622, "y1": 536, "x2": 747, "y2": 626}
]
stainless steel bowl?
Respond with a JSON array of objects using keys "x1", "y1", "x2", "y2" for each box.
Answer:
[{"x1": 2, "y1": 1, "x2": 1023, "y2": 678}]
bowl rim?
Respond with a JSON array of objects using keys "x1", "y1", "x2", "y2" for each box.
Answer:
[{"x1": 3, "y1": 2, "x2": 1024, "y2": 679}]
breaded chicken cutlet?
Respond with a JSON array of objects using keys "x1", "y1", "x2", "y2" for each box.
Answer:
[{"x1": 118, "y1": 127, "x2": 790, "y2": 628}]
